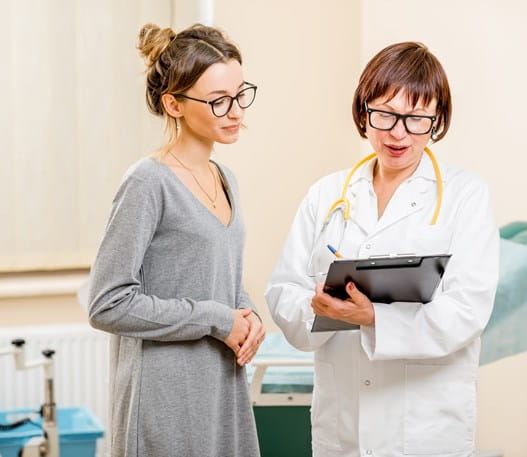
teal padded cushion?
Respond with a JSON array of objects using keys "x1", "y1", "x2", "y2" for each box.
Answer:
[
  {"x1": 500, "y1": 221, "x2": 527, "y2": 239},
  {"x1": 510, "y1": 229, "x2": 527, "y2": 245},
  {"x1": 480, "y1": 238, "x2": 527, "y2": 364}
]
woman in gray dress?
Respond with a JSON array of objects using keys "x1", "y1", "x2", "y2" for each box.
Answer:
[{"x1": 88, "y1": 23, "x2": 264, "y2": 457}]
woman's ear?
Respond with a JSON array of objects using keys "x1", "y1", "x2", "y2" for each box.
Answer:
[
  {"x1": 161, "y1": 94, "x2": 183, "y2": 119},
  {"x1": 430, "y1": 126, "x2": 438, "y2": 142}
]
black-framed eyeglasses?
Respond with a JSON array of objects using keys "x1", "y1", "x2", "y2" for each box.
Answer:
[
  {"x1": 173, "y1": 82, "x2": 257, "y2": 117},
  {"x1": 365, "y1": 102, "x2": 436, "y2": 135}
]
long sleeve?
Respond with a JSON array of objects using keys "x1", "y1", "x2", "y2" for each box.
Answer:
[
  {"x1": 361, "y1": 179, "x2": 500, "y2": 360},
  {"x1": 238, "y1": 284, "x2": 262, "y2": 323},
  {"x1": 88, "y1": 172, "x2": 234, "y2": 342},
  {"x1": 265, "y1": 186, "x2": 336, "y2": 352}
]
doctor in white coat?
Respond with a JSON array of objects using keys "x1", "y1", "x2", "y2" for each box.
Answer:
[{"x1": 265, "y1": 42, "x2": 499, "y2": 457}]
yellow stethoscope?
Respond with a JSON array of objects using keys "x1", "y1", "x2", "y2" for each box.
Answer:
[
  {"x1": 324, "y1": 146, "x2": 443, "y2": 226},
  {"x1": 308, "y1": 146, "x2": 443, "y2": 277}
]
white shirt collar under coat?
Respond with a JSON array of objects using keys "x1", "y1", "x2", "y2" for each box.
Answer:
[{"x1": 345, "y1": 150, "x2": 445, "y2": 235}]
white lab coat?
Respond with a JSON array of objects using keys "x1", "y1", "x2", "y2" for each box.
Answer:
[{"x1": 265, "y1": 152, "x2": 499, "y2": 457}]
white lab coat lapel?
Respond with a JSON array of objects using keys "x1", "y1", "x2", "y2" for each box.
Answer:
[
  {"x1": 373, "y1": 179, "x2": 429, "y2": 234},
  {"x1": 347, "y1": 159, "x2": 377, "y2": 235},
  {"x1": 350, "y1": 152, "x2": 442, "y2": 238},
  {"x1": 373, "y1": 153, "x2": 440, "y2": 235}
]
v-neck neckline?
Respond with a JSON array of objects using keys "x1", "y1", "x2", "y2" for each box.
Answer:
[{"x1": 151, "y1": 157, "x2": 236, "y2": 229}]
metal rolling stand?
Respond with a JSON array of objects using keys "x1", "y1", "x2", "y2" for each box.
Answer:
[{"x1": 0, "y1": 339, "x2": 59, "y2": 457}]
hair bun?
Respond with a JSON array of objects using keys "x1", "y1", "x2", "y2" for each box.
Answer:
[{"x1": 137, "y1": 23, "x2": 176, "y2": 68}]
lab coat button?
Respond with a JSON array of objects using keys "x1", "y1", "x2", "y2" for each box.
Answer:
[
  {"x1": 411, "y1": 201, "x2": 417, "y2": 207},
  {"x1": 366, "y1": 450, "x2": 373, "y2": 455},
  {"x1": 364, "y1": 379, "x2": 371, "y2": 386},
  {"x1": 365, "y1": 243, "x2": 371, "y2": 249}
]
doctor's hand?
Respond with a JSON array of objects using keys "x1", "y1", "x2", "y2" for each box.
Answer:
[
  {"x1": 237, "y1": 311, "x2": 265, "y2": 366},
  {"x1": 224, "y1": 308, "x2": 252, "y2": 357},
  {"x1": 311, "y1": 282, "x2": 375, "y2": 326}
]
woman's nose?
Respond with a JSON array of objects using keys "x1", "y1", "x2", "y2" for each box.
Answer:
[
  {"x1": 390, "y1": 118, "x2": 407, "y2": 139},
  {"x1": 227, "y1": 100, "x2": 243, "y2": 119}
]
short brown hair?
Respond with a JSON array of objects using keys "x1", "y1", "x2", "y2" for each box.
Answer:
[
  {"x1": 137, "y1": 23, "x2": 242, "y2": 145},
  {"x1": 352, "y1": 42, "x2": 452, "y2": 142}
]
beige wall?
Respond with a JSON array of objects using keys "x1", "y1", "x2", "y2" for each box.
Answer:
[
  {"x1": 0, "y1": 270, "x2": 90, "y2": 327},
  {"x1": 0, "y1": 295, "x2": 87, "y2": 327},
  {"x1": 477, "y1": 352, "x2": 527, "y2": 456}
]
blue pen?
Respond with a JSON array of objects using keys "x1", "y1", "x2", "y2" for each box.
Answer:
[{"x1": 327, "y1": 244, "x2": 343, "y2": 259}]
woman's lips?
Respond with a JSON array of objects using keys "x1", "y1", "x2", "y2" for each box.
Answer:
[
  {"x1": 385, "y1": 144, "x2": 410, "y2": 156},
  {"x1": 222, "y1": 124, "x2": 240, "y2": 133}
]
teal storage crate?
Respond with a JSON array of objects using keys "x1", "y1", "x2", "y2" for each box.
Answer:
[{"x1": 0, "y1": 407, "x2": 104, "y2": 457}]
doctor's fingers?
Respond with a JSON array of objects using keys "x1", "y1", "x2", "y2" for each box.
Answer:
[
  {"x1": 313, "y1": 294, "x2": 356, "y2": 317},
  {"x1": 314, "y1": 283, "x2": 326, "y2": 296},
  {"x1": 311, "y1": 297, "x2": 336, "y2": 317},
  {"x1": 345, "y1": 282, "x2": 372, "y2": 307},
  {"x1": 312, "y1": 289, "x2": 341, "y2": 310},
  {"x1": 314, "y1": 283, "x2": 341, "y2": 304}
]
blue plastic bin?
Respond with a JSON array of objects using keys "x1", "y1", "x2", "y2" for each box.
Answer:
[{"x1": 0, "y1": 407, "x2": 104, "y2": 457}]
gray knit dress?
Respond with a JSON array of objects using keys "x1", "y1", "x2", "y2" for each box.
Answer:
[{"x1": 88, "y1": 157, "x2": 260, "y2": 457}]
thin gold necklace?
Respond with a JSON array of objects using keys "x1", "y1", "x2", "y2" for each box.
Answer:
[{"x1": 168, "y1": 150, "x2": 219, "y2": 208}]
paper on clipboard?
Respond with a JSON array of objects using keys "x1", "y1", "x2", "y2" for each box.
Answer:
[{"x1": 311, "y1": 254, "x2": 451, "y2": 332}]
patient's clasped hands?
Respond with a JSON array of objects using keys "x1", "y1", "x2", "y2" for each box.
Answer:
[{"x1": 224, "y1": 309, "x2": 265, "y2": 366}]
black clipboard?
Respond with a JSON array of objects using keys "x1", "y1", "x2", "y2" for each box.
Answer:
[{"x1": 311, "y1": 254, "x2": 451, "y2": 332}]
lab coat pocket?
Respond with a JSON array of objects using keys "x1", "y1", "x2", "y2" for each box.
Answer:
[
  {"x1": 311, "y1": 361, "x2": 342, "y2": 450},
  {"x1": 407, "y1": 225, "x2": 453, "y2": 256},
  {"x1": 403, "y1": 364, "x2": 476, "y2": 455}
]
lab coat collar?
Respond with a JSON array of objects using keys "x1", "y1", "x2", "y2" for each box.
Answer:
[
  {"x1": 345, "y1": 156, "x2": 376, "y2": 234},
  {"x1": 347, "y1": 150, "x2": 444, "y2": 235},
  {"x1": 408, "y1": 149, "x2": 447, "y2": 186},
  {"x1": 348, "y1": 149, "x2": 445, "y2": 188}
]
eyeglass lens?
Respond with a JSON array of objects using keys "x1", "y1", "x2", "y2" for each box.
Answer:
[
  {"x1": 211, "y1": 86, "x2": 256, "y2": 117},
  {"x1": 369, "y1": 111, "x2": 433, "y2": 135}
]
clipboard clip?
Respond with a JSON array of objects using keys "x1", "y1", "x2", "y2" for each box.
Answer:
[
  {"x1": 368, "y1": 253, "x2": 416, "y2": 258},
  {"x1": 358, "y1": 254, "x2": 423, "y2": 270}
]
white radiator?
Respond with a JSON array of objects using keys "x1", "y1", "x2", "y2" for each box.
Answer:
[{"x1": 0, "y1": 323, "x2": 109, "y2": 456}]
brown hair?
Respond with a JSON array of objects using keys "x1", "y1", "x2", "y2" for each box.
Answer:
[
  {"x1": 137, "y1": 23, "x2": 242, "y2": 146},
  {"x1": 352, "y1": 42, "x2": 452, "y2": 142}
]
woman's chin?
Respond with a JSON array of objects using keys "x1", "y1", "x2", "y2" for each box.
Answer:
[{"x1": 215, "y1": 134, "x2": 240, "y2": 145}]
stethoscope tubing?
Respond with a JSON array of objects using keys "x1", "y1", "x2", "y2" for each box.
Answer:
[{"x1": 323, "y1": 147, "x2": 443, "y2": 226}]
